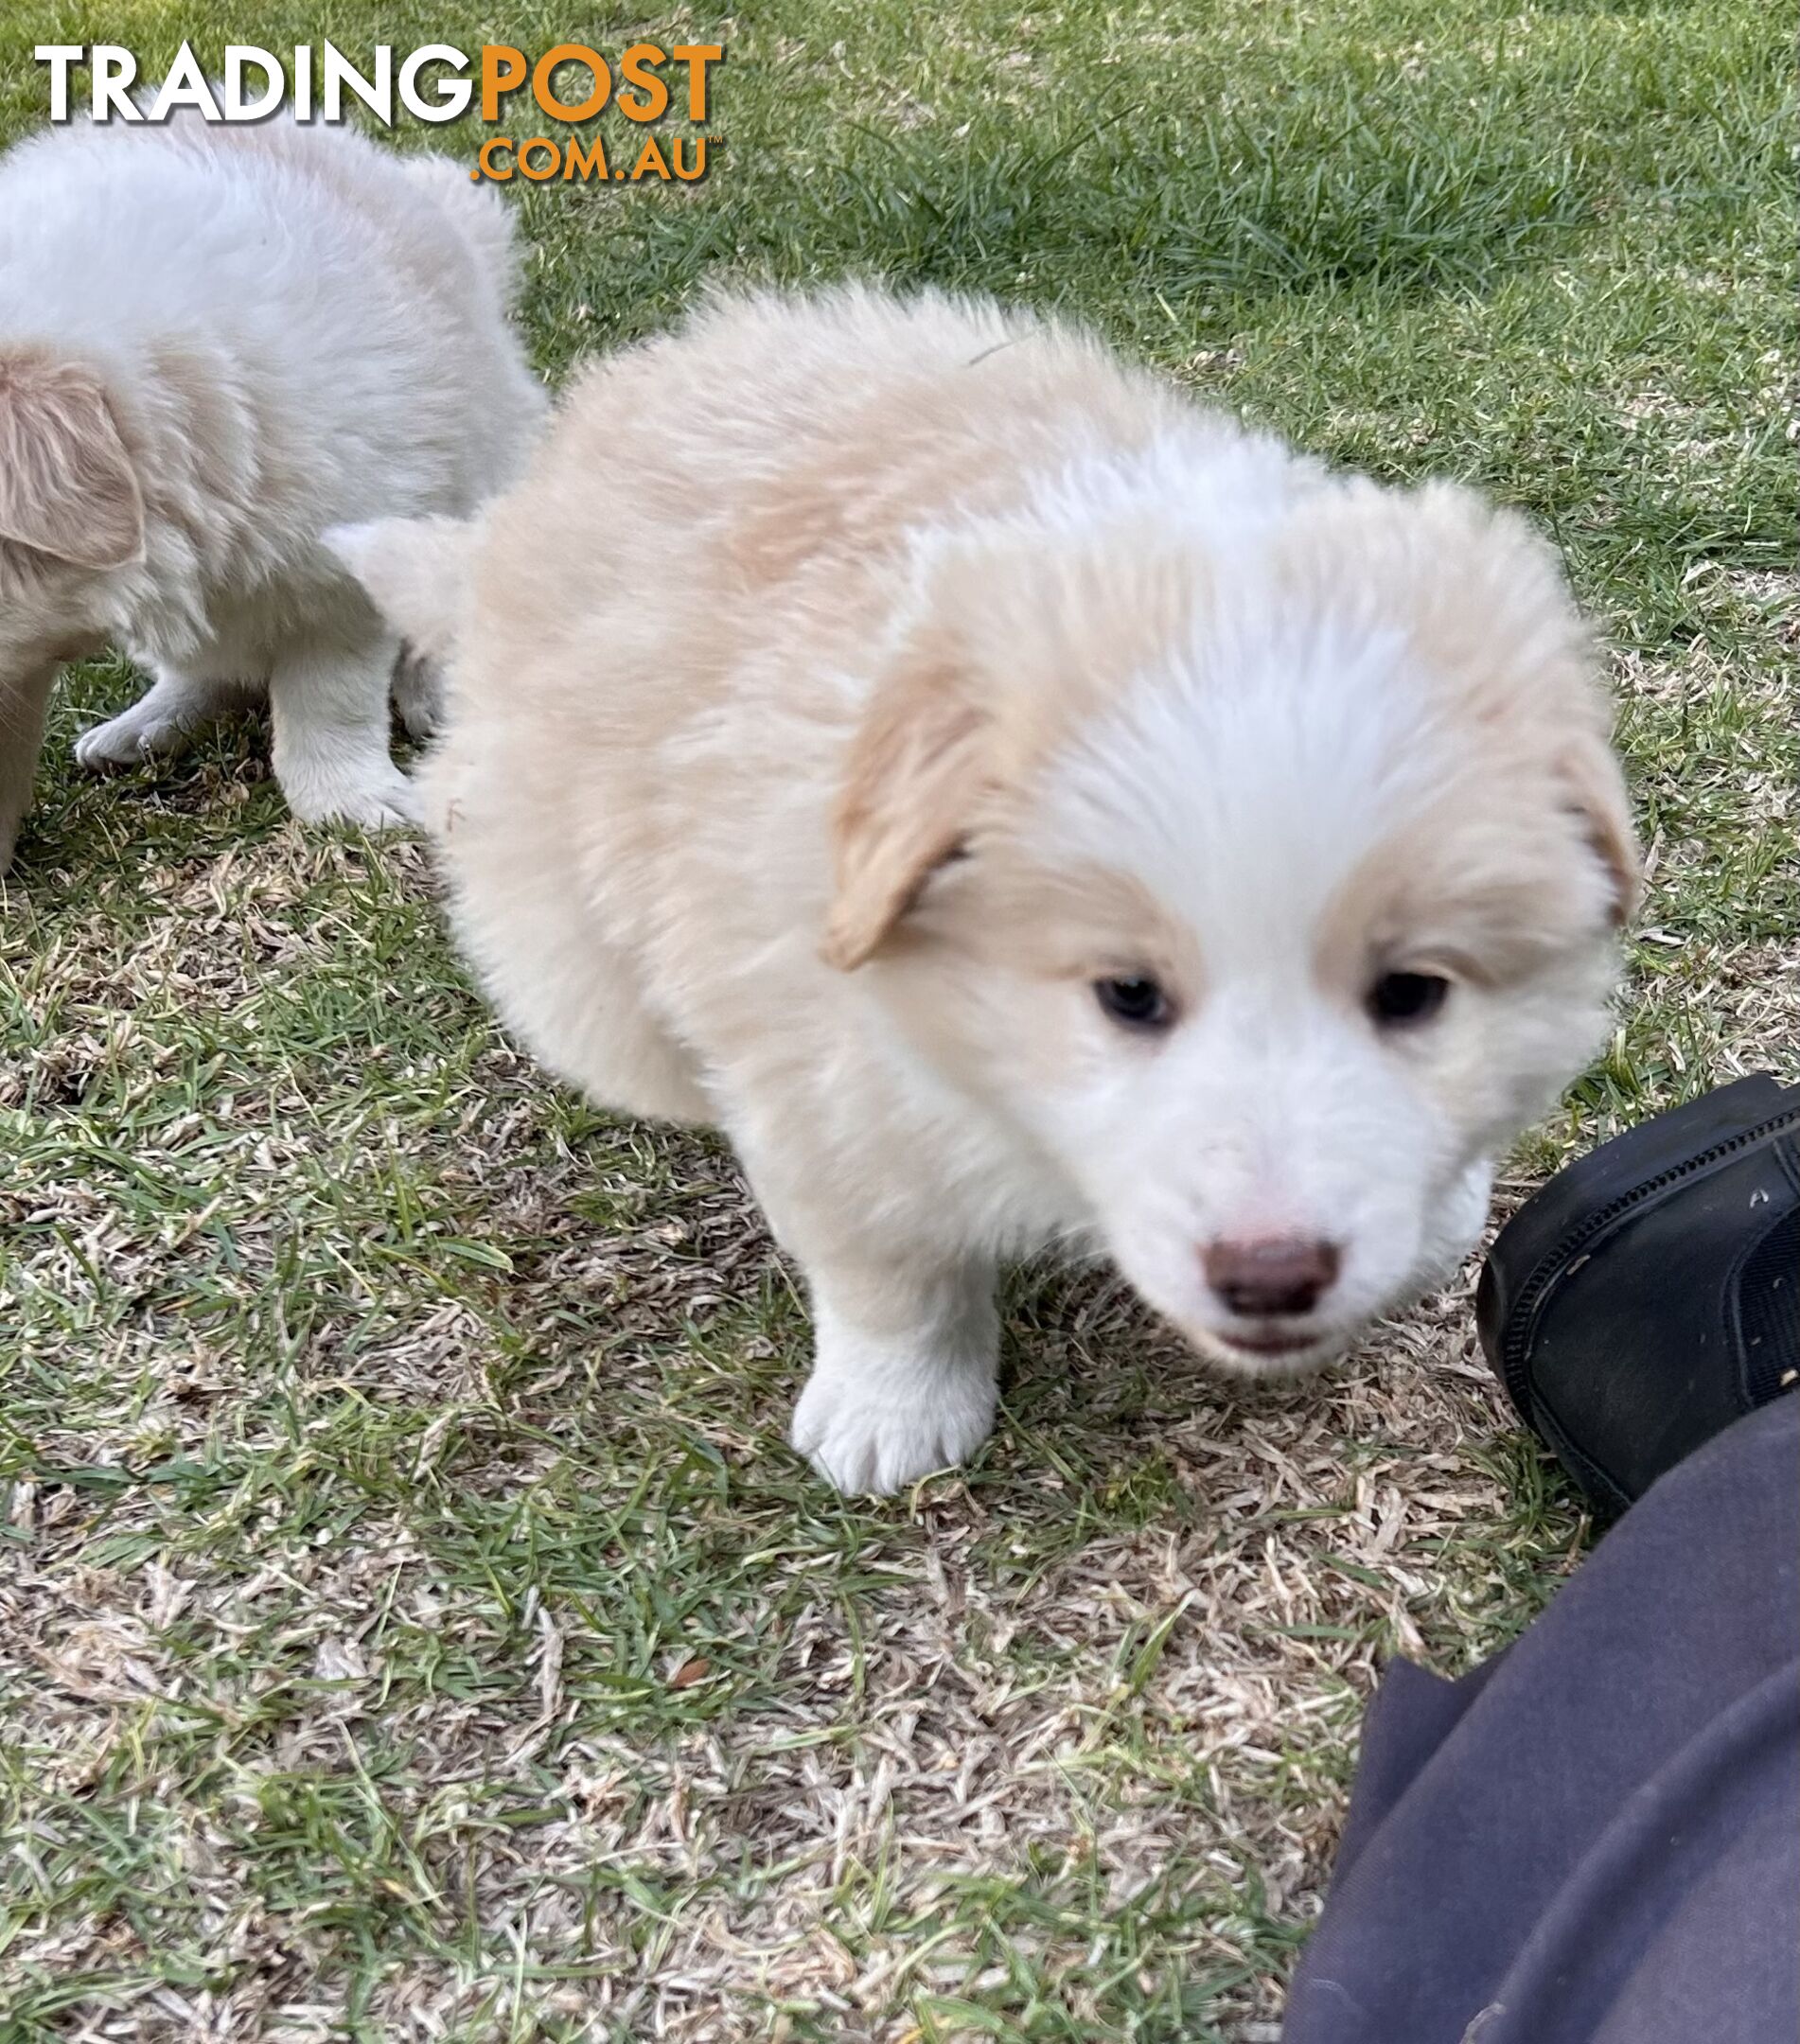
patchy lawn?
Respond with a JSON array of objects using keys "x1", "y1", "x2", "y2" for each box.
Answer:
[{"x1": 1, "y1": 1, "x2": 1792, "y2": 2037}]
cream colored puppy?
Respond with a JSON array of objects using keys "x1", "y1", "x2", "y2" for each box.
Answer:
[
  {"x1": 335, "y1": 287, "x2": 1636, "y2": 1495},
  {"x1": 0, "y1": 104, "x2": 543, "y2": 872}
]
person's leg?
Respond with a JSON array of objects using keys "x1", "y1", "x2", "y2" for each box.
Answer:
[{"x1": 1281, "y1": 1391, "x2": 1799, "y2": 2044}]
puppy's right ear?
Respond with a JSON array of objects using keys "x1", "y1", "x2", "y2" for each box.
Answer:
[
  {"x1": 1560, "y1": 727, "x2": 1641, "y2": 929},
  {"x1": 822, "y1": 629, "x2": 989, "y2": 972},
  {"x1": 325, "y1": 517, "x2": 474, "y2": 664},
  {"x1": 0, "y1": 354, "x2": 145, "y2": 570}
]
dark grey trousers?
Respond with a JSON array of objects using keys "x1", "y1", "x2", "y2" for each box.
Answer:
[{"x1": 1282, "y1": 1394, "x2": 1800, "y2": 2044}]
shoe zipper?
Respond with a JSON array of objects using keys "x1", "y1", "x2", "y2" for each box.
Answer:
[{"x1": 1499, "y1": 1099, "x2": 1800, "y2": 1418}]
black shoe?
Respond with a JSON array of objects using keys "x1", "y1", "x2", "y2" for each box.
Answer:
[{"x1": 1477, "y1": 1074, "x2": 1800, "y2": 1517}]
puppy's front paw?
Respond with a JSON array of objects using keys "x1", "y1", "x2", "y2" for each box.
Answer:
[
  {"x1": 284, "y1": 766, "x2": 419, "y2": 834},
  {"x1": 75, "y1": 706, "x2": 190, "y2": 769},
  {"x1": 791, "y1": 1363, "x2": 997, "y2": 1496}
]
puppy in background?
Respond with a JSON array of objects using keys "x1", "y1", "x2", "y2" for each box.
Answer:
[
  {"x1": 0, "y1": 105, "x2": 544, "y2": 872},
  {"x1": 337, "y1": 287, "x2": 1637, "y2": 1495}
]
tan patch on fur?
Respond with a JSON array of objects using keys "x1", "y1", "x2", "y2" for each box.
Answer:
[
  {"x1": 721, "y1": 315, "x2": 1182, "y2": 601},
  {"x1": 824, "y1": 528, "x2": 1215, "y2": 970},
  {"x1": 1318, "y1": 795, "x2": 1614, "y2": 1003},
  {"x1": 0, "y1": 350, "x2": 144, "y2": 571},
  {"x1": 822, "y1": 631, "x2": 988, "y2": 971},
  {"x1": 1558, "y1": 731, "x2": 1642, "y2": 925},
  {"x1": 919, "y1": 851, "x2": 1204, "y2": 1011},
  {"x1": 1273, "y1": 478, "x2": 1640, "y2": 960}
]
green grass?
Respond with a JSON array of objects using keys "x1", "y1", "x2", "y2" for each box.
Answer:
[{"x1": 1, "y1": 2, "x2": 1794, "y2": 2037}]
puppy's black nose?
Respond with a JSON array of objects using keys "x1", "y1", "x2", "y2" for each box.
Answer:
[{"x1": 1204, "y1": 1237, "x2": 1341, "y2": 1318}]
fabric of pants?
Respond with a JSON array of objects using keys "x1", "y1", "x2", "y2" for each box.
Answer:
[{"x1": 1280, "y1": 1392, "x2": 1800, "y2": 2044}]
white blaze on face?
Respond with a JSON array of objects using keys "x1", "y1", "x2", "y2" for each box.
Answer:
[{"x1": 1022, "y1": 600, "x2": 1472, "y2": 1356}]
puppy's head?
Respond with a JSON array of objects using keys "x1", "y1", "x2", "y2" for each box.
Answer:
[
  {"x1": 0, "y1": 348, "x2": 143, "y2": 689},
  {"x1": 826, "y1": 479, "x2": 1635, "y2": 1376}
]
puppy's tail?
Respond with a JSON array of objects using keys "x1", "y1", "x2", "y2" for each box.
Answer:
[
  {"x1": 325, "y1": 516, "x2": 477, "y2": 668},
  {"x1": 399, "y1": 154, "x2": 528, "y2": 310}
]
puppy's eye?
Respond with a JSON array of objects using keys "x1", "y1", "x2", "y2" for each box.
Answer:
[
  {"x1": 1094, "y1": 976, "x2": 1174, "y2": 1030},
  {"x1": 1368, "y1": 971, "x2": 1451, "y2": 1028}
]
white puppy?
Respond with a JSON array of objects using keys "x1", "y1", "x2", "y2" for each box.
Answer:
[
  {"x1": 336, "y1": 288, "x2": 1637, "y2": 1495},
  {"x1": 0, "y1": 106, "x2": 543, "y2": 870}
]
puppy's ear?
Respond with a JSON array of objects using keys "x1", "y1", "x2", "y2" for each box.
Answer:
[
  {"x1": 0, "y1": 354, "x2": 145, "y2": 570},
  {"x1": 1561, "y1": 731, "x2": 1640, "y2": 927},
  {"x1": 324, "y1": 516, "x2": 474, "y2": 664},
  {"x1": 822, "y1": 629, "x2": 988, "y2": 971}
]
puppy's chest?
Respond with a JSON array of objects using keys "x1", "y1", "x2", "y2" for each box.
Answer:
[{"x1": 879, "y1": 1082, "x2": 1088, "y2": 1258}]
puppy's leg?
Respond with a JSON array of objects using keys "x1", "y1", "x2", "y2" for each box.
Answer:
[
  {"x1": 74, "y1": 666, "x2": 254, "y2": 770},
  {"x1": 390, "y1": 648, "x2": 442, "y2": 743},
  {"x1": 788, "y1": 1249, "x2": 1001, "y2": 1495},
  {"x1": 269, "y1": 627, "x2": 415, "y2": 829},
  {"x1": 0, "y1": 659, "x2": 57, "y2": 874}
]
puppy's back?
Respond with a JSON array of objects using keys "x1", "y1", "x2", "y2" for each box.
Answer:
[
  {"x1": 462, "y1": 285, "x2": 1197, "y2": 724},
  {"x1": 0, "y1": 109, "x2": 539, "y2": 485},
  {"x1": 425, "y1": 291, "x2": 1211, "y2": 1083}
]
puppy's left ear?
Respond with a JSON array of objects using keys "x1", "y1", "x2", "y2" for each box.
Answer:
[
  {"x1": 1562, "y1": 731, "x2": 1640, "y2": 927},
  {"x1": 0, "y1": 354, "x2": 145, "y2": 570},
  {"x1": 822, "y1": 629, "x2": 988, "y2": 971}
]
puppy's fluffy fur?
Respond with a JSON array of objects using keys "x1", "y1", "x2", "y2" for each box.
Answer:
[
  {"x1": 341, "y1": 288, "x2": 1637, "y2": 1495},
  {"x1": 0, "y1": 107, "x2": 542, "y2": 870}
]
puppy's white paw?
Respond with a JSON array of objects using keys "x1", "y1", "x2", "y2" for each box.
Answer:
[
  {"x1": 75, "y1": 705, "x2": 192, "y2": 769},
  {"x1": 791, "y1": 1363, "x2": 997, "y2": 1496},
  {"x1": 284, "y1": 766, "x2": 419, "y2": 833}
]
